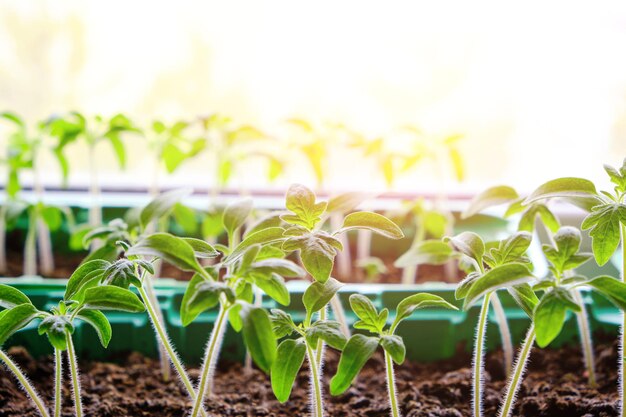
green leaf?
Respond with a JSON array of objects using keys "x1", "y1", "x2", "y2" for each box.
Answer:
[
  {"x1": 224, "y1": 227, "x2": 286, "y2": 266},
  {"x1": 82, "y1": 286, "x2": 145, "y2": 313},
  {"x1": 585, "y1": 276, "x2": 626, "y2": 311},
  {"x1": 380, "y1": 335, "x2": 406, "y2": 364},
  {"x1": 271, "y1": 338, "x2": 306, "y2": 403},
  {"x1": 253, "y1": 273, "x2": 290, "y2": 306},
  {"x1": 455, "y1": 272, "x2": 481, "y2": 300},
  {"x1": 393, "y1": 293, "x2": 458, "y2": 329},
  {"x1": 140, "y1": 189, "x2": 193, "y2": 229},
  {"x1": 349, "y1": 294, "x2": 381, "y2": 333},
  {"x1": 40, "y1": 206, "x2": 63, "y2": 231},
  {"x1": 462, "y1": 263, "x2": 534, "y2": 310},
  {"x1": 107, "y1": 133, "x2": 127, "y2": 169},
  {"x1": 330, "y1": 334, "x2": 379, "y2": 395},
  {"x1": 0, "y1": 284, "x2": 31, "y2": 309},
  {"x1": 172, "y1": 204, "x2": 198, "y2": 235},
  {"x1": 282, "y1": 232, "x2": 341, "y2": 282},
  {"x1": 202, "y1": 211, "x2": 224, "y2": 238},
  {"x1": 534, "y1": 291, "x2": 569, "y2": 348},
  {"x1": 327, "y1": 192, "x2": 370, "y2": 214},
  {"x1": 181, "y1": 275, "x2": 231, "y2": 326},
  {"x1": 302, "y1": 278, "x2": 343, "y2": 320},
  {"x1": 305, "y1": 320, "x2": 347, "y2": 350},
  {"x1": 181, "y1": 238, "x2": 219, "y2": 259},
  {"x1": 64, "y1": 260, "x2": 110, "y2": 301},
  {"x1": 507, "y1": 284, "x2": 539, "y2": 318},
  {"x1": 282, "y1": 184, "x2": 327, "y2": 230},
  {"x1": 222, "y1": 198, "x2": 253, "y2": 238},
  {"x1": 270, "y1": 309, "x2": 298, "y2": 338},
  {"x1": 251, "y1": 259, "x2": 305, "y2": 278},
  {"x1": 337, "y1": 212, "x2": 404, "y2": 240},
  {"x1": 0, "y1": 304, "x2": 40, "y2": 346},
  {"x1": 445, "y1": 232, "x2": 485, "y2": 265},
  {"x1": 127, "y1": 233, "x2": 204, "y2": 274},
  {"x1": 38, "y1": 315, "x2": 72, "y2": 350},
  {"x1": 581, "y1": 204, "x2": 626, "y2": 266},
  {"x1": 240, "y1": 305, "x2": 277, "y2": 374},
  {"x1": 76, "y1": 310, "x2": 112, "y2": 348},
  {"x1": 524, "y1": 177, "x2": 601, "y2": 207},
  {"x1": 462, "y1": 185, "x2": 519, "y2": 219},
  {"x1": 395, "y1": 240, "x2": 454, "y2": 267}
]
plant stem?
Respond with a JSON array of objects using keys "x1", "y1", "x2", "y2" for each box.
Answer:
[
  {"x1": 490, "y1": 293, "x2": 513, "y2": 375},
  {"x1": 621, "y1": 223, "x2": 626, "y2": 417},
  {"x1": 33, "y1": 160, "x2": 54, "y2": 276},
  {"x1": 315, "y1": 307, "x2": 327, "y2": 367},
  {"x1": 0, "y1": 349, "x2": 50, "y2": 417},
  {"x1": 385, "y1": 349, "x2": 400, "y2": 417},
  {"x1": 88, "y1": 144, "x2": 102, "y2": 250},
  {"x1": 137, "y1": 286, "x2": 208, "y2": 417},
  {"x1": 54, "y1": 348, "x2": 62, "y2": 417},
  {"x1": 331, "y1": 213, "x2": 351, "y2": 280},
  {"x1": 498, "y1": 324, "x2": 535, "y2": 417},
  {"x1": 191, "y1": 303, "x2": 229, "y2": 417},
  {"x1": 0, "y1": 205, "x2": 7, "y2": 274},
  {"x1": 23, "y1": 208, "x2": 37, "y2": 276},
  {"x1": 65, "y1": 331, "x2": 83, "y2": 417},
  {"x1": 329, "y1": 295, "x2": 351, "y2": 338},
  {"x1": 401, "y1": 215, "x2": 425, "y2": 285},
  {"x1": 356, "y1": 229, "x2": 372, "y2": 281},
  {"x1": 142, "y1": 277, "x2": 171, "y2": 382},
  {"x1": 306, "y1": 342, "x2": 324, "y2": 417},
  {"x1": 473, "y1": 292, "x2": 491, "y2": 417},
  {"x1": 572, "y1": 289, "x2": 597, "y2": 388}
]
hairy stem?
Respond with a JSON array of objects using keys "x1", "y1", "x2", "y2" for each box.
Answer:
[
  {"x1": 23, "y1": 208, "x2": 37, "y2": 276},
  {"x1": 315, "y1": 307, "x2": 327, "y2": 367},
  {"x1": 498, "y1": 325, "x2": 535, "y2": 417},
  {"x1": 66, "y1": 331, "x2": 83, "y2": 417},
  {"x1": 138, "y1": 286, "x2": 207, "y2": 417},
  {"x1": 385, "y1": 350, "x2": 400, "y2": 417},
  {"x1": 330, "y1": 295, "x2": 351, "y2": 338},
  {"x1": 331, "y1": 213, "x2": 351, "y2": 280},
  {"x1": 473, "y1": 292, "x2": 491, "y2": 417},
  {"x1": 142, "y1": 278, "x2": 170, "y2": 382},
  {"x1": 54, "y1": 348, "x2": 62, "y2": 417},
  {"x1": 306, "y1": 342, "x2": 324, "y2": 417},
  {"x1": 191, "y1": 303, "x2": 229, "y2": 417},
  {"x1": 621, "y1": 223, "x2": 626, "y2": 417},
  {"x1": 572, "y1": 289, "x2": 597, "y2": 388},
  {"x1": 0, "y1": 349, "x2": 50, "y2": 417},
  {"x1": 490, "y1": 293, "x2": 513, "y2": 375}
]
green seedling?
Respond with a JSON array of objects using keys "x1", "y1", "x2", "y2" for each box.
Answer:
[
  {"x1": 269, "y1": 279, "x2": 348, "y2": 417},
  {"x1": 498, "y1": 225, "x2": 626, "y2": 417},
  {"x1": 355, "y1": 257, "x2": 387, "y2": 282},
  {"x1": 449, "y1": 231, "x2": 536, "y2": 417},
  {"x1": 0, "y1": 261, "x2": 145, "y2": 417},
  {"x1": 523, "y1": 158, "x2": 626, "y2": 416},
  {"x1": 330, "y1": 293, "x2": 457, "y2": 417},
  {"x1": 462, "y1": 184, "x2": 597, "y2": 385}
]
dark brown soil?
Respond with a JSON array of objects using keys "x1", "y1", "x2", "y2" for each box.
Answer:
[{"x1": 0, "y1": 338, "x2": 620, "y2": 416}]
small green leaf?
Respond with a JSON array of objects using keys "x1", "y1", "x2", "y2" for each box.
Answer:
[
  {"x1": 395, "y1": 240, "x2": 454, "y2": 267},
  {"x1": 64, "y1": 260, "x2": 110, "y2": 301},
  {"x1": 253, "y1": 273, "x2": 290, "y2": 306},
  {"x1": 271, "y1": 338, "x2": 306, "y2": 403},
  {"x1": 462, "y1": 185, "x2": 519, "y2": 219},
  {"x1": 0, "y1": 304, "x2": 40, "y2": 346},
  {"x1": 224, "y1": 227, "x2": 286, "y2": 266},
  {"x1": 305, "y1": 320, "x2": 347, "y2": 350},
  {"x1": 251, "y1": 259, "x2": 305, "y2": 277},
  {"x1": 462, "y1": 263, "x2": 534, "y2": 310},
  {"x1": 327, "y1": 192, "x2": 370, "y2": 214},
  {"x1": 349, "y1": 294, "x2": 381, "y2": 332},
  {"x1": 445, "y1": 232, "x2": 485, "y2": 265},
  {"x1": 303, "y1": 278, "x2": 343, "y2": 320},
  {"x1": 82, "y1": 286, "x2": 145, "y2": 313},
  {"x1": 534, "y1": 291, "x2": 568, "y2": 348},
  {"x1": 270, "y1": 309, "x2": 298, "y2": 338},
  {"x1": 181, "y1": 275, "x2": 230, "y2": 326},
  {"x1": 282, "y1": 184, "x2": 327, "y2": 230},
  {"x1": 581, "y1": 204, "x2": 626, "y2": 266},
  {"x1": 181, "y1": 238, "x2": 219, "y2": 259},
  {"x1": 330, "y1": 334, "x2": 379, "y2": 396},
  {"x1": 282, "y1": 232, "x2": 341, "y2": 282},
  {"x1": 38, "y1": 315, "x2": 72, "y2": 350},
  {"x1": 223, "y1": 198, "x2": 253, "y2": 238},
  {"x1": 172, "y1": 204, "x2": 198, "y2": 235},
  {"x1": 524, "y1": 177, "x2": 601, "y2": 207},
  {"x1": 127, "y1": 233, "x2": 204, "y2": 274},
  {"x1": 0, "y1": 284, "x2": 31, "y2": 309},
  {"x1": 507, "y1": 284, "x2": 539, "y2": 318},
  {"x1": 393, "y1": 293, "x2": 458, "y2": 329},
  {"x1": 140, "y1": 189, "x2": 193, "y2": 229},
  {"x1": 337, "y1": 212, "x2": 404, "y2": 240},
  {"x1": 77, "y1": 310, "x2": 112, "y2": 348},
  {"x1": 380, "y1": 335, "x2": 406, "y2": 364},
  {"x1": 240, "y1": 306, "x2": 277, "y2": 374},
  {"x1": 585, "y1": 276, "x2": 626, "y2": 311}
]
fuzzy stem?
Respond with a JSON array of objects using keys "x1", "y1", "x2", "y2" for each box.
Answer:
[
  {"x1": 572, "y1": 289, "x2": 597, "y2": 388},
  {"x1": 498, "y1": 324, "x2": 535, "y2": 417},
  {"x1": 191, "y1": 303, "x2": 229, "y2": 417},
  {"x1": 138, "y1": 286, "x2": 207, "y2": 417},
  {"x1": 315, "y1": 307, "x2": 327, "y2": 368},
  {"x1": 385, "y1": 350, "x2": 400, "y2": 417},
  {"x1": 329, "y1": 295, "x2": 351, "y2": 338},
  {"x1": 0, "y1": 349, "x2": 50, "y2": 417},
  {"x1": 621, "y1": 223, "x2": 626, "y2": 417},
  {"x1": 331, "y1": 213, "x2": 351, "y2": 280},
  {"x1": 23, "y1": 208, "x2": 38, "y2": 276},
  {"x1": 36, "y1": 219, "x2": 54, "y2": 276},
  {"x1": 306, "y1": 342, "x2": 324, "y2": 417},
  {"x1": 473, "y1": 292, "x2": 491, "y2": 417},
  {"x1": 66, "y1": 331, "x2": 83, "y2": 417},
  {"x1": 54, "y1": 348, "x2": 62, "y2": 417},
  {"x1": 0, "y1": 205, "x2": 7, "y2": 273},
  {"x1": 142, "y1": 278, "x2": 171, "y2": 382},
  {"x1": 490, "y1": 293, "x2": 513, "y2": 375},
  {"x1": 401, "y1": 215, "x2": 425, "y2": 284}
]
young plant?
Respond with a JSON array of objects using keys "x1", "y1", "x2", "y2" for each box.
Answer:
[
  {"x1": 462, "y1": 184, "x2": 598, "y2": 385},
  {"x1": 449, "y1": 231, "x2": 536, "y2": 417},
  {"x1": 355, "y1": 256, "x2": 387, "y2": 282},
  {"x1": 523, "y1": 159, "x2": 626, "y2": 415},
  {"x1": 498, "y1": 225, "x2": 626, "y2": 417},
  {"x1": 329, "y1": 293, "x2": 457, "y2": 417},
  {"x1": 269, "y1": 278, "x2": 348, "y2": 417}
]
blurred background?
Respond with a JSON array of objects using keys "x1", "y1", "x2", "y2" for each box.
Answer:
[{"x1": 1, "y1": 0, "x2": 625, "y2": 194}]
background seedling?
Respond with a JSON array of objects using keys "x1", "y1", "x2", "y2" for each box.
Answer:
[{"x1": 330, "y1": 293, "x2": 457, "y2": 417}]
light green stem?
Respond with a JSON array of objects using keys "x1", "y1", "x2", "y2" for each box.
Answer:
[
  {"x1": 138, "y1": 286, "x2": 208, "y2": 417},
  {"x1": 490, "y1": 293, "x2": 513, "y2": 375},
  {"x1": 401, "y1": 216, "x2": 425, "y2": 284},
  {"x1": 65, "y1": 332, "x2": 83, "y2": 417},
  {"x1": 385, "y1": 350, "x2": 400, "y2": 417},
  {"x1": 191, "y1": 303, "x2": 229, "y2": 417},
  {"x1": 142, "y1": 278, "x2": 171, "y2": 382},
  {"x1": 306, "y1": 343, "x2": 324, "y2": 417},
  {"x1": 23, "y1": 208, "x2": 38, "y2": 276},
  {"x1": 621, "y1": 223, "x2": 626, "y2": 417},
  {"x1": 572, "y1": 289, "x2": 597, "y2": 388},
  {"x1": 0, "y1": 349, "x2": 50, "y2": 417},
  {"x1": 315, "y1": 307, "x2": 327, "y2": 367},
  {"x1": 54, "y1": 348, "x2": 62, "y2": 417},
  {"x1": 473, "y1": 292, "x2": 491, "y2": 417},
  {"x1": 498, "y1": 325, "x2": 535, "y2": 417}
]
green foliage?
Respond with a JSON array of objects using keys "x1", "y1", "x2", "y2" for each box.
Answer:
[{"x1": 271, "y1": 339, "x2": 306, "y2": 403}]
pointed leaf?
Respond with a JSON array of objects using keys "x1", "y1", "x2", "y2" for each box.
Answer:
[
  {"x1": 140, "y1": 188, "x2": 193, "y2": 229},
  {"x1": 82, "y1": 286, "x2": 145, "y2": 313},
  {"x1": 127, "y1": 233, "x2": 204, "y2": 274},
  {"x1": 271, "y1": 338, "x2": 306, "y2": 403},
  {"x1": 303, "y1": 278, "x2": 343, "y2": 319},
  {"x1": 0, "y1": 284, "x2": 31, "y2": 309},
  {"x1": 393, "y1": 293, "x2": 458, "y2": 329},
  {"x1": 337, "y1": 212, "x2": 404, "y2": 239},
  {"x1": 241, "y1": 306, "x2": 277, "y2": 374},
  {"x1": 64, "y1": 260, "x2": 110, "y2": 301},
  {"x1": 462, "y1": 186, "x2": 519, "y2": 219},
  {"x1": 77, "y1": 310, "x2": 112, "y2": 348},
  {"x1": 330, "y1": 334, "x2": 379, "y2": 395},
  {"x1": 0, "y1": 304, "x2": 40, "y2": 346},
  {"x1": 223, "y1": 198, "x2": 253, "y2": 238},
  {"x1": 462, "y1": 263, "x2": 534, "y2": 310},
  {"x1": 380, "y1": 335, "x2": 406, "y2": 364}
]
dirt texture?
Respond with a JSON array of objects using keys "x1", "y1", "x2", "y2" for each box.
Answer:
[{"x1": 0, "y1": 337, "x2": 620, "y2": 417}]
